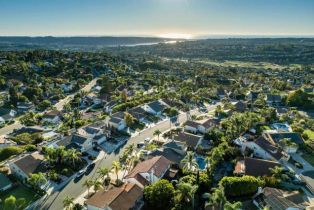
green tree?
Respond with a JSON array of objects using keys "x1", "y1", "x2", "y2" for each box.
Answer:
[
  {"x1": 111, "y1": 161, "x2": 121, "y2": 183},
  {"x1": 144, "y1": 179, "x2": 175, "y2": 210},
  {"x1": 153, "y1": 129, "x2": 162, "y2": 141},
  {"x1": 66, "y1": 149, "x2": 81, "y2": 168},
  {"x1": 27, "y1": 172, "x2": 47, "y2": 192},
  {"x1": 63, "y1": 196, "x2": 74, "y2": 210},
  {"x1": 219, "y1": 176, "x2": 265, "y2": 197},
  {"x1": 181, "y1": 151, "x2": 198, "y2": 173},
  {"x1": 224, "y1": 201, "x2": 242, "y2": 210},
  {"x1": 83, "y1": 179, "x2": 93, "y2": 196},
  {"x1": 175, "y1": 181, "x2": 198, "y2": 210}
]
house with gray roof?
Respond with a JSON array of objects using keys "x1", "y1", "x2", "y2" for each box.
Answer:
[
  {"x1": 143, "y1": 100, "x2": 167, "y2": 116},
  {"x1": 9, "y1": 152, "x2": 45, "y2": 182}
]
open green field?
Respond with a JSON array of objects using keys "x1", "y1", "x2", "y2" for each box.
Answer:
[
  {"x1": 0, "y1": 184, "x2": 40, "y2": 208},
  {"x1": 196, "y1": 59, "x2": 302, "y2": 70}
]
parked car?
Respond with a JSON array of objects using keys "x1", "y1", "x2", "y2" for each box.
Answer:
[{"x1": 76, "y1": 169, "x2": 85, "y2": 178}]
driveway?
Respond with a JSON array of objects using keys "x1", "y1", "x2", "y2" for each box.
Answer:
[{"x1": 38, "y1": 107, "x2": 210, "y2": 210}]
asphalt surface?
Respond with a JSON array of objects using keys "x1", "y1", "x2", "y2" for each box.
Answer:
[{"x1": 39, "y1": 106, "x2": 219, "y2": 210}]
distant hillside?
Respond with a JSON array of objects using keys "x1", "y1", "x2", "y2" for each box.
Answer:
[{"x1": 0, "y1": 36, "x2": 178, "y2": 50}]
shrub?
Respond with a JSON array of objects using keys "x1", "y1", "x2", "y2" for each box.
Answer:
[
  {"x1": 219, "y1": 176, "x2": 265, "y2": 197},
  {"x1": 0, "y1": 146, "x2": 25, "y2": 161}
]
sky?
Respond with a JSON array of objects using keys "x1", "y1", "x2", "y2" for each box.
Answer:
[{"x1": 0, "y1": 0, "x2": 314, "y2": 38}]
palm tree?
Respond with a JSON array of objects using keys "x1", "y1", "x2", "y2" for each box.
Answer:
[
  {"x1": 83, "y1": 179, "x2": 93, "y2": 196},
  {"x1": 111, "y1": 161, "x2": 121, "y2": 183},
  {"x1": 93, "y1": 180, "x2": 102, "y2": 193},
  {"x1": 66, "y1": 149, "x2": 81, "y2": 168},
  {"x1": 181, "y1": 151, "x2": 198, "y2": 172},
  {"x1": 97, "y1": 167, "x2": 109, "y2": 182},
  {"x1": 63, "y1": 196, "x2": 74, "y2": 210},
  {"x1": 176, "y1": 181, "x2": 198, "y2": 209},
  {"x1": 210, "y1": 187, "x2": 227, "y2": 210},
  {"x1": 153, "y1": 129, "x2": 162, "y2": 141},
  {"x1": 224, "y1": 201, "x2": 242, "y2": 210}
]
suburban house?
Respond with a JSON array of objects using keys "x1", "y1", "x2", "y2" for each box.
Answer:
[
  {"x1": 253, "y1": 187, "x2": 310, "y2": 210},
  {"x1": 108, "y1": 112, "x2": 127, "y2": 131},
  {"x1": 235, "y1": 135, "x2": 289, "y2": 162},
  {"x1": 173, "y1": 132, "x2": 203, "y2": 150},
  {"x1": 264, "y1": 131, "x2": 304, "y2": 154},
  {"x1": 62, "y1": 134, "x2": 93, "y2": 152},
  {"x1": 266, "y1": 94, "x2": 282, "y2": 106},
  {"x1": 0, "y1": 173, "x2": 13, "y2": 192},
  {"x1": 78, "y1": 125, "x2": 109, "y2": 145},
  {"x1": 148, "y1": 140, "x2": 187, "y2": 166},
  {"x1": 184, "y1": 120, "x2": 200, "y2": 134},
  {"x1": 184, "y1": 119, "x2": 218, "y2": 134},
  {"x1": 233, "y1": 100, "x2": 247, "y2": 112},
  {"x1": 125, "y1": 156, "x2": 171, "y2": 188},
  {"x1": 246, "y1": 91, "x2": 260, "y2": 101},
  {"x1": 17, "y1": 101, "x2": 34, "y2": 113},
  {"x1": 276, "y1": 107, "x2": 288, "y2": 117},
  {"x1": 104, "y1": 101, "x2": 117, "y2": 114},
  {"x1": 234, "y1": 157, "x2": 280, "y2": 177},
  {"x1": 128, "y1": 106, "x2": 147, "y2": 122},
  {"x1": 198, "y1": 118, "x2": 219, "y2": 134},
  {"x1": 0, "y1": 108, "x2": 17, "y2": 125},
  {"x1": 85, "y1": 182, "x2": 143, "y2": 210},
  {"x1": 42, "y1": 110, "x2": 62, "y2": 124},
  {"x1": 216, "y1": 88, "x2": 227, "y2": 99},
  {"x1": 142, "y1": 100, "x2": 167, "y2": 116},
  {"x1": 9, "y1": 152, "x2": 45, "y2": 182}
]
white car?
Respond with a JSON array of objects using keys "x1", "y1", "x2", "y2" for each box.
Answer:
[{"x1": 144, "y1": 137, "x2": 151, "y2": 143}]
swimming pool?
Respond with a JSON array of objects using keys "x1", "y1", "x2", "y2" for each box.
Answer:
[{"x1": 196, "y1": 156, "x2": 207, "y2": 170}]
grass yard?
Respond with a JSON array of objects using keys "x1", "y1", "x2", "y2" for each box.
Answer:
[
  {"x1": 0, "y1": 184, "x2": 40, "y2": 208},
  {"x1": 304, "y1": 129, "x2": 314, "y2": 140}
]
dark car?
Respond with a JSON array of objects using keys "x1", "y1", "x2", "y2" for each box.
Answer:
[{"x1": 85, "y1": 163, "x2": 96, "y2": 174}]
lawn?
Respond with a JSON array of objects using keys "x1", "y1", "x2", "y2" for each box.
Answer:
[
  {"x1": 304, "y1": 129, "x2": 314, "y2": 140},
  {"x1": 0, "y1": 184, "x2": 40, "y2": 208}
]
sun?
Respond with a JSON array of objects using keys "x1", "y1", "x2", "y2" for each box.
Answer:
[{"x1": 158, "y1": 33, "x2": 193, "y2": 39}]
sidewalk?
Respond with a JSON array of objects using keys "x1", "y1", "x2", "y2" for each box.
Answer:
[{"x1": 73, "y1": 169, "x2": 127, "y2": 207}]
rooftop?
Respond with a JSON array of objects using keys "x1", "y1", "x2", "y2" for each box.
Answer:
[
  {"x1": 85, "y1": 182, "x2": 142, "y2": 210},
  {"x1": 234, "y1": 157, "x2": 280, "y2": 177}
]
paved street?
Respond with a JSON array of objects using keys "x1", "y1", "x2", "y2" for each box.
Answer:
[
  {"x1": 0, "y1": 120, "x2": 23, "y2": 136},
  {"x1": 54, "y1": 78, "x2": 98, "y2": 111},
  {"x1": 39, "y1": 106, "x2": 215, "y2": 210}
]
